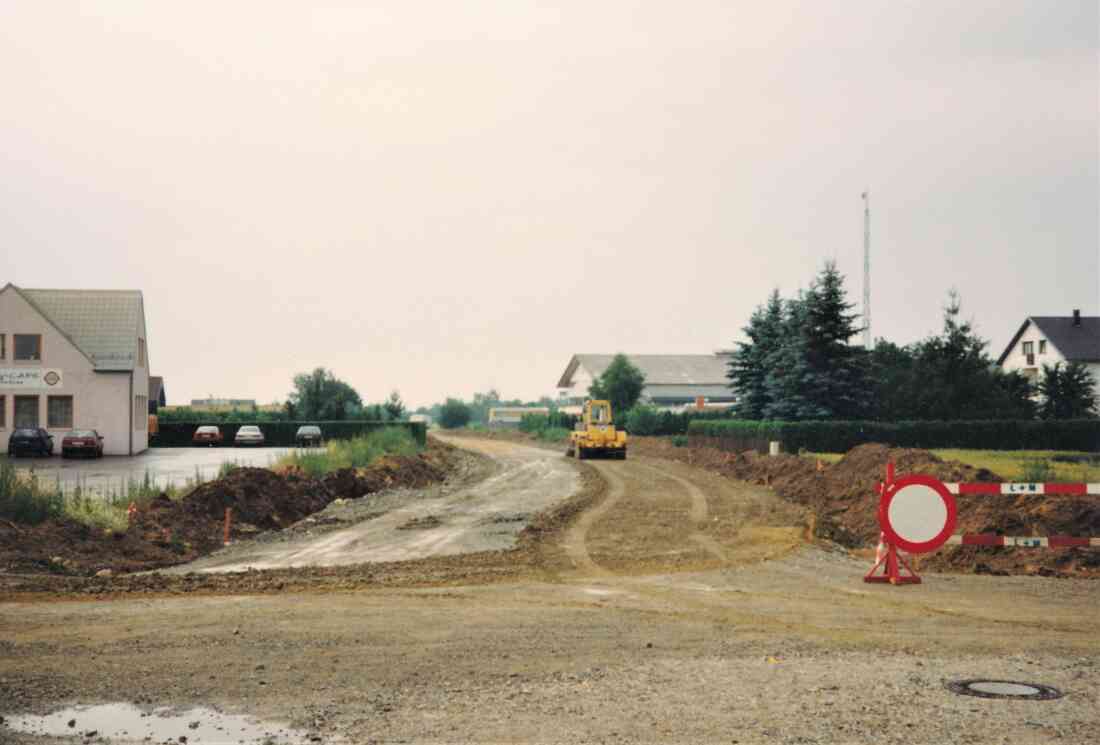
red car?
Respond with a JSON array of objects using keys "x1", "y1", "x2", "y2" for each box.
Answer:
[
  {"x1": 61, "y1": 429, "x2": 104, "y2": 459},
  {"x1": 192, "y1": 425, "x2": 224, "y2": 446}
]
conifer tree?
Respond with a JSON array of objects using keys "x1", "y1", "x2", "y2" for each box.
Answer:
[
  {"x1": 800, "y1": 261, "x2": 868, "y2": 418},
  {"x1": 728, "y1": 290, "x2": 783, "y2": 419}
]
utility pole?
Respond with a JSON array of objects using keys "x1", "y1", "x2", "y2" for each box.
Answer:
[{"x1": 862, "y1": 190, "x2": 872, "y2": 350}]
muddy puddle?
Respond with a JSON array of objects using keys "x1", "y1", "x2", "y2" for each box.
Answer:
[{"x1": 2, "y1": 702, "x2": 318, "y2": 743}]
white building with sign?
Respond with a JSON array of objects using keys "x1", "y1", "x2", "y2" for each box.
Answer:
[{"x1": 0, "y1": 284, "x2": 151, "y2": 456}]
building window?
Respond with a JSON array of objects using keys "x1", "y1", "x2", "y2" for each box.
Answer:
[
  {"x1": 47, "y1": 396, "x2": 73, "y2": 429},
  {"x1": 0, "y1": 395, "x2": 5, "y2": 428},
  {"x1": 14, "y1": 334, "x2": 42, "y2": 361},
  {"x1": 14, "y1": 396, "x2": 38, "y2": 428},
  {"x1": 0, "y1": 334, "x2": 5, "y2": 360},
  {"x1": 1039, "y1": 340, "x2": 1047, "y2": 354},
  {"x1": 135, "y1": 396, "x2": 147, "y2": 429},
  {"x1": 138, "y1": 338, "x2": 146, "y2": 367},
  {"x1": 1022, "y1": 341, "x2": 1034, "y2": 356}
]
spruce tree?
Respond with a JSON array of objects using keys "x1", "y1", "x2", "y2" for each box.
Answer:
[
  {"x1": 762, "y1": 297, "x2": 824, "y2": 419},
  {"x1": 801, "y1": 261, "x2": 867, "y2": 419},
  {"x1": 728, "y1": 290, "x2": 783, "y2": 419}
]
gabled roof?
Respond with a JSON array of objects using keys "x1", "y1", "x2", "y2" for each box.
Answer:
[
  {"x1": 2, "y1": 284, "x2": 146, "y2": 371},
  {"x1": 998, "y1": 315, "x2": 1100, "y2": 365},
  {"x1": 558, "y1": 354, "x2": 732, "y2": 388}
]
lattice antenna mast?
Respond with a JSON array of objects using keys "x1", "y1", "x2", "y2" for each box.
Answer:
[{"x1": 862, "y1": 190, "x2": 872, "y2": 350}]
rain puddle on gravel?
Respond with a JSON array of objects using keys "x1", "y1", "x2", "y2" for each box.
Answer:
[{"x1": 3, "y1": 703, "x2": 317, "y2": 743}]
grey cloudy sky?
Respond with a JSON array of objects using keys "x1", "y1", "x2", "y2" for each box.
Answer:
[{"x1": 1, "y1": 1, "x2": 1096, "y2": 408}]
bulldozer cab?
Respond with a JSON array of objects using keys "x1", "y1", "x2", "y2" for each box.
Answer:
[{"x1": 584, "y1": 400, "x2": 612, "y2": 427}]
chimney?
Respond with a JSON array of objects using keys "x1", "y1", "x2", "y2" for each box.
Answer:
[{"x1": 1073, "y1": 309, "x2": 1081, "y2": 327}]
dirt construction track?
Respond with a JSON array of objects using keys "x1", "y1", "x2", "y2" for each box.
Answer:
[{"x1": 2, "y1": 435, "x2": 1098, "y2": 744}]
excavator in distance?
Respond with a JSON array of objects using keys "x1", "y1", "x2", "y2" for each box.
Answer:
[{"x1": 565, "y1": 399, "x2": 627, "y2": 460}]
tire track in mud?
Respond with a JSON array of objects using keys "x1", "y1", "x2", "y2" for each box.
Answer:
[
  {"x1": 563, "y1": 459, "x2": 728, "y2": 577},
  {"x1": 561, "y1": 463, "x2": 626, "y2": 576},
  {"x1": 633, "y1": 462, "x2": 729, "y2": 564}
]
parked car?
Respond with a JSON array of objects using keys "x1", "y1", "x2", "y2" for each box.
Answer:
[
  {"x1": 61, "y1": 429, "x2": 104, "y2": 459},
  {"x1": 295, "y1": 425, "x2": 323, "y2": 447},
  {"x1": 192, "y1": 425, "x2": 224, "y2": 446},
  {"x1": 7, "y1": 428, "x2": 54, "y2": 457},
  {"x1": 234, "y1": 425, "x2": 265, "y2": 447}
]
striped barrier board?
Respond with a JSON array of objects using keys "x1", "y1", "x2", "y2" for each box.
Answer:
[
  {"x1": 943, "y1": 482, "x2": 1100, "y2": 496},
  {"x1": 867, "y1": 466, "x2": 1099, "y2": 586},
  {"x1": 946, "y1": 535, "x2": 1100, "y2": 548}
]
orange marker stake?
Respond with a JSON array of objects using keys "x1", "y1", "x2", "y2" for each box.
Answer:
[{"x1": 224, "y1": 507, "x2": 233, "y2": 546}]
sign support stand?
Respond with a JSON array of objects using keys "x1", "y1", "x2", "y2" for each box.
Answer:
[{"x1": 864, "y1": 537, "x2": 921, "y2": 584}]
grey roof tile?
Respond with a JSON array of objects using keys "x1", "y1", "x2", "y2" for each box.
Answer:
[
  {"x1": 1029, "y1": 316, "x2": 1100, "y2": 362},
  {"x1": 21, "y1": 288, "x2": 144, "y2": 370}
]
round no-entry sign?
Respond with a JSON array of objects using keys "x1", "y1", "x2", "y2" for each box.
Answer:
[{"x1": 878, "y1": 475, "x2": 957, "y2": 553}]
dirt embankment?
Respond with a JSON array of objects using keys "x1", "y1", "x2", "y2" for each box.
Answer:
[
  {"x1": 632, "y1": 438, "x2": 1100, "y2": 578},
  {"x1": 0, "y1": 444, "x2": 455, "y2": 577}
]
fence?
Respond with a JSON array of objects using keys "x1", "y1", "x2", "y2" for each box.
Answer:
[{"x1": 151, "y1": 420, "x2": 427, "y2": 447}]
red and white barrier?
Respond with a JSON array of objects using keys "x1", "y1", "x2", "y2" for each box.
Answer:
[
  {"x1": 865, "y1": 464, "x2": 1098, "y2": 587},
  {"x1": 944, "y1": 482, "x2": 1100, "y2": 496},
  {"x1": 946, "y1": 535, "x2": 1100, "y2": 548}
]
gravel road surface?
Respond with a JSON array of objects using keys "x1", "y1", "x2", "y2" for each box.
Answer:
[
  {"x1": 2, "y1": 434, "x2": 1097, "y2": 744},
  {"x1": 176, "y1": 435, "x2": 579, "y2": 573}
]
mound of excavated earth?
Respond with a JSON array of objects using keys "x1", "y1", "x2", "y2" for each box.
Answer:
[
  {"x1": 0, "y1": 445, "x2": 453, "y2": 577},
  {"x1": 633, "y1": 438, "x2": 1100, "y2": 578}
]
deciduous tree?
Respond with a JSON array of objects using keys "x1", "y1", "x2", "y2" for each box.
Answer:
[
  {"x1": 589, "y1": 354, "x2": 646, "y2": 414},
  {"x1": 1038, "y1": 362, "x2": 1097, "y2": 419}
]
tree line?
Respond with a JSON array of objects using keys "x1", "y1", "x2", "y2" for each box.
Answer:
[
  {"x1": 728, "y1": 262, "x2": 1096, "y2": 421},
  {"x1": 158, "y1": 367, "x2": 407, "y2": 423}
]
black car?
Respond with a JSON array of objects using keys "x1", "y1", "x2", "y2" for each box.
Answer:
[{"x1": 7, "y1": 428, "x2": 54, "y2": 457}]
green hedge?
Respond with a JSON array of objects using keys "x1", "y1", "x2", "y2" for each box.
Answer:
[
  {"x1": 152, "y1": 421, "x2": 427, "y2": 447},
  {"x1": 622, "y1": 407, "x2": 733, "y2": 436},
  {"x1": 518, "y1": 412, "x2": 578, "y2": 433},
  {"x1": 687, "y1": 419, "x2": 1100, "y2": 453}
]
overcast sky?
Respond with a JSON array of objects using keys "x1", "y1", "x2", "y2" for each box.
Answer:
[{"x1": 1, "y1": 1, "x2": 1096, "y2": 408}]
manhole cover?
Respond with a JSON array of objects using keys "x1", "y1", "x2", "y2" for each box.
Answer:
[{"x1": 946, "y1": 679, "x2": 1063, "y2": 700}]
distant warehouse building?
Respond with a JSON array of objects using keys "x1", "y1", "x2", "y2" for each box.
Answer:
[
  {"x1": 556, "y1": 354, "x2": 736, "y2": 414},
  {"x1": 0, "y1": 284, "x2": 152, "y2": 455},
  {"x1": 488, "y1": 407, "x2": 550, "y2": 429}
]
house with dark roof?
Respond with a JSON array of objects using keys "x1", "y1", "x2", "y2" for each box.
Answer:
[
  {"x1": 0, "y1": 283, "x2": 151, "y2": 455},
  {"x1": 556, "y1": 354, "x2": 735, "y2": 413},
  {"x1": 997, "y1": 309, "x2": 1100, "y2": 392}
]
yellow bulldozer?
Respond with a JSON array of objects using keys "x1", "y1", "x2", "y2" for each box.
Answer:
[{"x1": 565, "y1": 399, "x2": 627, "y2": 460}]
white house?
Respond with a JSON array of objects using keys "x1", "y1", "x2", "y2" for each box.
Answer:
[
  {"x1": 556, "y1": 354, "x2": 735, "y2": 414},
  {"x1": 0, "y1": 284, "x2": 152, "y2": 455},
  {"x1": 997, "y1": 310, "x2": 1100, "y2": 392}
]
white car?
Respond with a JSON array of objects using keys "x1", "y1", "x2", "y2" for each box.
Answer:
[{"x1": 234, "y1": 425, "x2": 265, "y2": 447}]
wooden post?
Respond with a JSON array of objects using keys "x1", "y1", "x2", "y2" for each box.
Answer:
[{"x1": 224, "y1": 507, "x2": 233, "y2": 546}]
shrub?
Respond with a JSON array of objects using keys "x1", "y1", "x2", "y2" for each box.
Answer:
[
  {"x1": 671, "y1": 435, "x2": 688, "y2": 447},
  {"x1": 1020, "y1": 459, "x2": 1054, "y2": 482},
  {"x1": 624, "y1": 406, "x2": 661, "y2": 435},
  {"x1": 518, "y1": 414, "x2": 549, "y2": 434},
  {"x1": 277, "y1": 427, "x2": 420, "y2": 477},
  {"x1": 218, "y1": 461, "x2": 241, "y2": 478},
  {"x1": 439, "y1": 399, "x2": 472, "y2": 429},
  {"x1": 0, "y1": 463, "x2": 64, "y2": 525},
  {"x1": 537, "y1": 427, "x2": 571, "y2": 442}
]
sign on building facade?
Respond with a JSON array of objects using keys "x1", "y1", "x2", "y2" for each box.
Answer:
[{"x1": 0, "y1": 368, "x2": 64, "y2": 389}]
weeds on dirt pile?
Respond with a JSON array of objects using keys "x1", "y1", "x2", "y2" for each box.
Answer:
[
  {"x1": 0, "y1": 462, "x2": 64, "y2": 524},
  {"x1": 277, "y1": 427, "x2": 420, "y2": 477}
]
